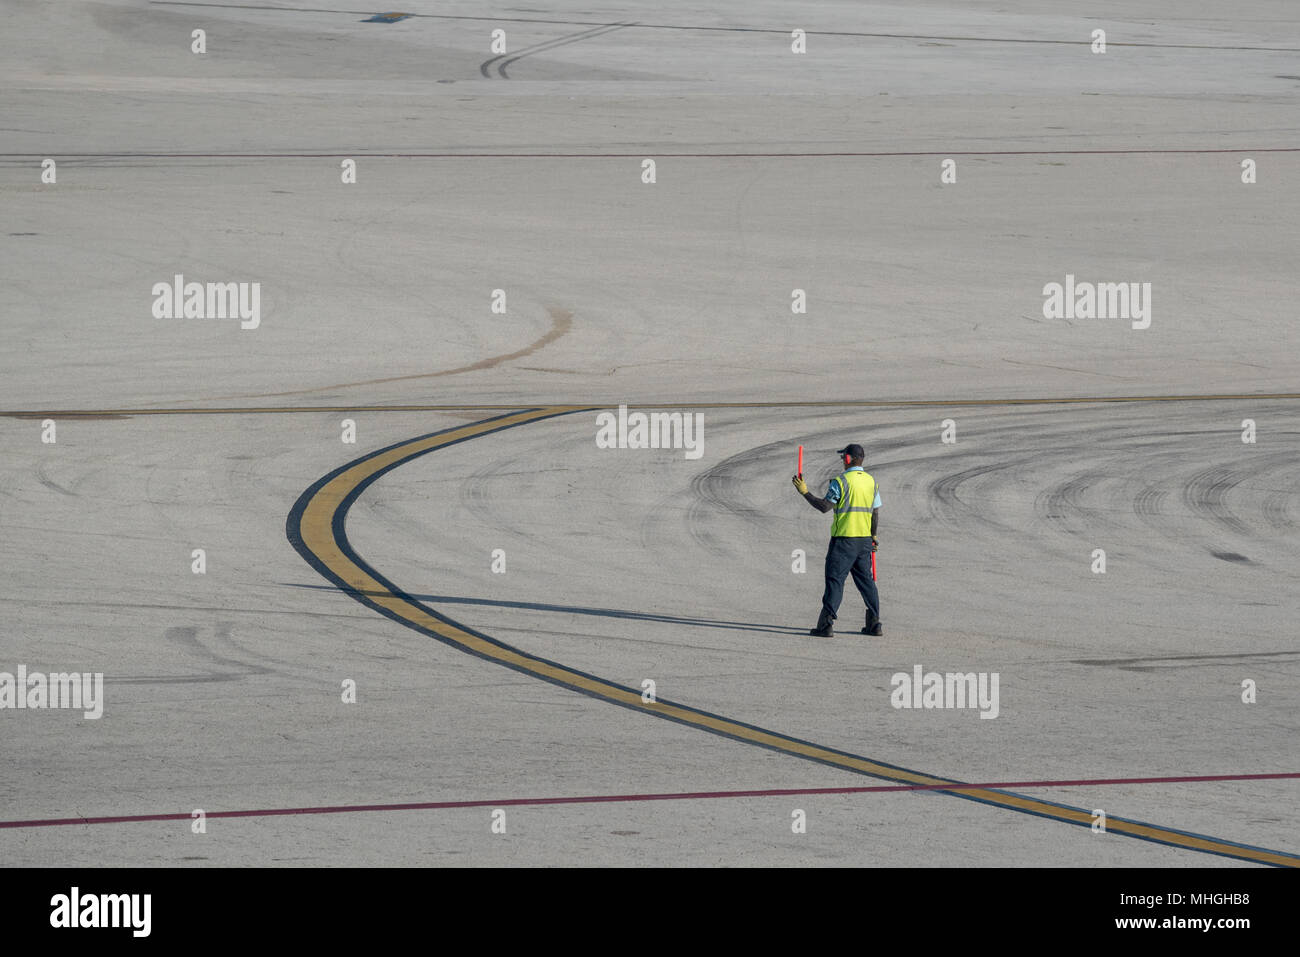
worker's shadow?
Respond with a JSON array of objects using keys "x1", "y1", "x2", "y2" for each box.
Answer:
[{"x1": 285, "y1": 582, "x2": 802, "y2": 636}]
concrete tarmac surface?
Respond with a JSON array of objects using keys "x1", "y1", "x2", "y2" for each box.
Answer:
[{"x1": 1, "y1": 0, "x2": 1297, "y2": 867}]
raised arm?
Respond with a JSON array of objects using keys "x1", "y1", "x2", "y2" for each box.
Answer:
[{"x1": 792, "y1": 474, "x2": 835, "y2": 513}]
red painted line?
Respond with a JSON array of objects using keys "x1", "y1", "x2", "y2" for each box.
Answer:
[
  {"x1": 3, "y1": 772, "x2": 1295, "y2": 830},
  {"x1": 2, "y1": 148, "x2": 1299, "y2": 159}
]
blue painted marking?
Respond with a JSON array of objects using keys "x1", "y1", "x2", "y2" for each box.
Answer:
[{"x1": 364, "y1": 12, "x2": 411, "y2": 23}]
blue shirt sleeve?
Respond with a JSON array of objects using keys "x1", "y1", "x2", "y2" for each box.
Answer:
[{"x1": 873, "y1": 488, "x2": 882, "y2": 508}]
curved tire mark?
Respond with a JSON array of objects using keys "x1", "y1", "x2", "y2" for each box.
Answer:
[
  {"x1": 239, "y1": 308, "x2": 572, "y2": 399},
  {"x1": 480, "y1": 21, "x2": 636, "y2": 79}
]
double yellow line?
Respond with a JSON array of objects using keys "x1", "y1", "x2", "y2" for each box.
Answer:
[{"x1": 287, "y1": 406, "x2": 1299, "y2": 867}]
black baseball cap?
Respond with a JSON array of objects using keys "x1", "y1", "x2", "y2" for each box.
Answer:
[{"x1": 837, "y1": 444, "x2": 865, "y2": 458}]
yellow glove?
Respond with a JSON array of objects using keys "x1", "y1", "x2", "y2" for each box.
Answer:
[{"x1": 792, "y1": 474, "x2": 808, "y2": 495}]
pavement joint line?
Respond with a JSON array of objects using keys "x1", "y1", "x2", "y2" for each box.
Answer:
[
  {"x1": 4, "y1": 149, "x2": 1300, "y2": 159},
  {"x1": 143, "y1": 4, "x2": 1300, "y2": 51},
  {"x1": 6, "y1": 391, "x2": 1300, "y2": 417}
]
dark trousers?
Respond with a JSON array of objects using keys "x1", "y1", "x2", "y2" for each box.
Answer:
[{"x1": 819, "y1": 537, "x2": 880, "y2": 628}]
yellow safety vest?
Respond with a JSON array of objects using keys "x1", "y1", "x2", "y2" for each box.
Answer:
[{"x1": 830, "y1": 470, "x2": 876, "y2": 538}]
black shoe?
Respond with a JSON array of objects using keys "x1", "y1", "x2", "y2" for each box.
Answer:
[
  {"x1": 861, "y1": 623, "x2": 883, "y2": 636},
  {"x1": 808, "y1": 625, "x2": 834, "y2": 638}
]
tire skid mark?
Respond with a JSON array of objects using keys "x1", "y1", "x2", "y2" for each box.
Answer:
[
  {"x1": 1183, "y1": 463, "x2": 1252, "y2": 536},
  {"x1": 481, "y1": 20, "x2": 636, "y2": 79},
  {"x1": 232, "y1": 308, "x2": 573, "y2": 399}
]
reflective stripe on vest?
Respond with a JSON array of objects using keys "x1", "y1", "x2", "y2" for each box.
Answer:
[{"x1": 830, "y1": 470, "x2": 876, "y2": 538}]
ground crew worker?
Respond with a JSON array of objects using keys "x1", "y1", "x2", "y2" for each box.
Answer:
[{"x1": 792, "y1": 443, "x2": 882, "y2": 638}]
